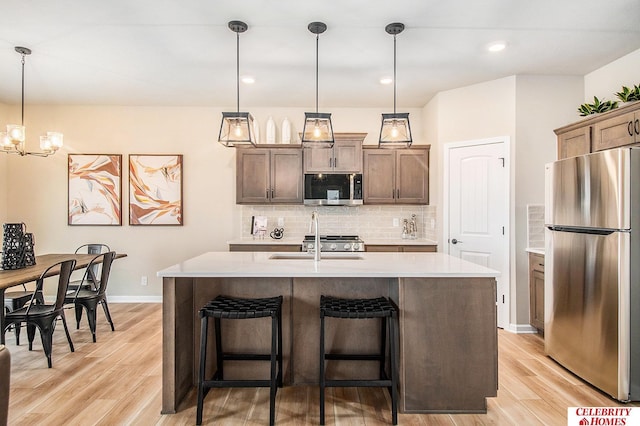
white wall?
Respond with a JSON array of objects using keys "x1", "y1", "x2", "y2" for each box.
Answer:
[
  {"x1": 514, "y1": 75, "x2": 583, "y2": 324},
  {"x1": 584, "y1": 48, "x2": 640, "y2": 101},
  {"x1": 0, "y1": 102, "x2": 7, "y2": 223},
  {"x1": 425, "y1": 75, "x2": 584, "y2": 328},
  {"x1": 3, "y1": 104, "x2": 424, "y2": 300}
]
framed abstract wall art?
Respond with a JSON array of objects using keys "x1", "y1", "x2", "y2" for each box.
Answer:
[
  {"x1": 68, "y1": 154, "x2": 122, "y2": 225},
  {"x1": 129, "y1": 154, "x2": 183, "y2": 225}
]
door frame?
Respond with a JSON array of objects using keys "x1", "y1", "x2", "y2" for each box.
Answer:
[{"x1": 443, "y1": 136, "x2": 511, "y2": 330}]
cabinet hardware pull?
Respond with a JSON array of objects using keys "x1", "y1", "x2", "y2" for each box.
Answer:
[
  {"x1": 271, "y1": 188, "x2": 274, "y2": 198},
  {"x1": 334, "y1": 157, "x2": 337, "y2": 167},
  {"x1": 629, "y1": 121, "x2": 634, "y2": 137},
  {"x1": 635, "y1": 119, "x2": 639, "y2": 135},
  {"x1": 397, "y1": 189, "x2": 400, "y2": 199},
  {"x1": 329, "y1": 158, "x2": 332, "y2": 168},
  {"x1": 266, "y1": 189, "x2": 269, "y2": 198}
]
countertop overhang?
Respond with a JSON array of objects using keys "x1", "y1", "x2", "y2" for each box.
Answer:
[{"x1": 157, "y1": 251, "x2": 498, "y2": 279}]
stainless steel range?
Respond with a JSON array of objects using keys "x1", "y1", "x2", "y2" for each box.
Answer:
[{"x1": 302, "y1": 235, "x2": 365, "y2": 252}]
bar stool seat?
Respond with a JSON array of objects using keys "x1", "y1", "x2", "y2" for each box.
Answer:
[
  {"x1": 197, "y1": 295, "x2": 283, "y2": 426},
  {"x1": 319, "y1": 295, "x2": 399, "y2": 425}
]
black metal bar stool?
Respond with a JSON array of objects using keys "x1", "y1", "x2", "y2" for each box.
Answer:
[
  {"x1": 197, "y1": 295, "x2": 283, "y2": 425},
  {"x1": 319, "y1": 295, "x2": 399, "y2": 425}
]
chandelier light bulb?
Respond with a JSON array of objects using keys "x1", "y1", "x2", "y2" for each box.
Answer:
[
  {"x1": 313, "y1": 123, "x2": 322, "y2": 138},
  {"x1": 40, "y1": 135, "x2": 53, "y2": 152},
  {"x1": 7, "y1": 125, "x2": 25, "y2": 142},
  {"x1": 391, "y1": 124, "x2": 399, "y2": 139},
  {"x1": 47, "y1": 132, "x2": 63, "y2": 149}
]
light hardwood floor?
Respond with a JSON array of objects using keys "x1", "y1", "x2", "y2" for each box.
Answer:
[{"x1": 4, "y1": 303, "x2": 638, "y2": 425}]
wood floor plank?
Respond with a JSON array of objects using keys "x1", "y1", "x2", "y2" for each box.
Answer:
[{"x1": 6, "y1": 303, "x2": 640, "y2": 425}]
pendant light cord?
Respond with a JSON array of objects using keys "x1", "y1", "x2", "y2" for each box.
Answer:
[
  {"x1": 20, "y1": 51, "x2": 25, "y2": 125},
  {"x1": 393, "y1": 34, "x2": 397, "y2": 115},
  {"x1": 315, "y1": 33, "x2": 319, "y2": 114},
  {"x1": 236, "y1": 31, "x2": 240, "y2": 113}
]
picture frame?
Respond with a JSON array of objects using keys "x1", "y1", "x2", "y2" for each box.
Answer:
[
  {"x1": 68, "y1": 154, "x2": 122, "y2": 226},
  {"x1": 129, "y1": 154, "x2": 183, "y2": 226}
]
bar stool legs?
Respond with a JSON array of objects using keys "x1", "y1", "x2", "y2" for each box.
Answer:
[
  {"x1": 319, "y1": 295, "x2": 399, "y2": 425},
  {"x1": 197, "y1": 295, "x2": 283, "y2": 425}
]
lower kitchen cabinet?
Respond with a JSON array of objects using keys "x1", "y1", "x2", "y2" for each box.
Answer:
[
  {"x1": 366, "y1": 244, "x2": 437, "y2": 252},
  {"x1": 528, "y1": 252, "x2": 545, "y2": 332},
  {"x1": 236, "y1": 147, "x2": 303, "y2": 204}
]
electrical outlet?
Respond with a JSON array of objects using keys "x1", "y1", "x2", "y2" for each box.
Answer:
[
  {"x1": 393, "y1": 218, "x2": 399, "y2": 227},
  {"x1": 141, "y1": 276, "x2": 148, "y2": 286},
  {"x1": 278, "y1": 217, "x2": 285, "y2": 227}
]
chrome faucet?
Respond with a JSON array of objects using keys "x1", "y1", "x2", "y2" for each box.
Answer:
[{"x1": 309, "y1": 210, "x2": 321, "y2": 261}]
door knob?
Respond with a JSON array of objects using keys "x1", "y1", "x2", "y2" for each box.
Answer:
[{"x1": 451, "y1": 238, "x2": 462, "y2": 244}]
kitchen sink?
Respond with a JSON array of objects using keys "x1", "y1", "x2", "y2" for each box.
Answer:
[{"x1": 269, "y1": 253, "x2": 364, "y2": 260}]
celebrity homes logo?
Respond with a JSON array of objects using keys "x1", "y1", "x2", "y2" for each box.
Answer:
[{"x1": 568, "y1": 407, "x2": 639, "y2": 425}]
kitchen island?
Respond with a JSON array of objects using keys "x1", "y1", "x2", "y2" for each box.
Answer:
[{"x1": 158, "y1": 251, "x2": 499, "y2": 415}]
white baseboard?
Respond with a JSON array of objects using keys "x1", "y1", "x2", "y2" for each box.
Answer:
[
  {"x1": 505, "y1": 323, "x2": 539, "y2": 334},
  {"x1": 107, "y1": 296, "x2": 162, "y2": 303}
]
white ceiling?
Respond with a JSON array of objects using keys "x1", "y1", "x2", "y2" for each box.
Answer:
[{"x1": 1, "y1": 0, "x2": 639, "y2": 109}]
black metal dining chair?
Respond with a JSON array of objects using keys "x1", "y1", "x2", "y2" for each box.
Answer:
[
  {"x1": 4, "y1": 283, "x2": 45, "y2": 345},
  {"x1": 3, "y1": 259, "x2": 77, "y2": 368},
  {"x1": 64, "y1": 251, "x2": 116, "y2": 342},
  {"x1": 68, "y1": 243, "x2": 111, "y2": 292}
]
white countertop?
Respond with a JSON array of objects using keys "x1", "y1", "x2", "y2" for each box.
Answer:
[
  {"x1": 157, "y1": 251, "x2": 499, "y2": 279},
  {"x1": 228, "y1": 237, "x2": 303, "y2": 245},
  {"x1": 526, "y1": 247, "x2": 545, "y2": 255},
  {"x1": 228, "y1": 237, "x2": 438, "y2": 246}
]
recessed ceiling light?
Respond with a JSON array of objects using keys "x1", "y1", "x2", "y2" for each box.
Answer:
[
  {"x1": 380, "y1": 77, "x2": 393, "y2": 85},
  {"x1": 241, "y1": 76, "x2": 255, "y2": 84},
  {"x1": 487, "y1": 41, "x2": 507, "y2": 53}
]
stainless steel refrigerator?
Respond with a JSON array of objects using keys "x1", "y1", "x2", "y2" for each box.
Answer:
[{"x1": 545, "y1": 147, "x2": 640, "y2": 401}]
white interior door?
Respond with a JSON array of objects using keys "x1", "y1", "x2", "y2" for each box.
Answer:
[{"x1": 446, "y1": 139, "x2": 509, "y2": 329}]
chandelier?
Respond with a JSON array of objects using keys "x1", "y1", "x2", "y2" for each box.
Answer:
[{"x1": 1, "y1": 47, "x2": 64, "y2": 157}]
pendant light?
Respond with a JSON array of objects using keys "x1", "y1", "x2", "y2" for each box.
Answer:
[
  {"x1": 1, "y1": 47, "x2": 64, "y2": 157},
  {"x1": 218, "y1": 21, "x2": 256, "y2": 147},
  {"x1": 379, "y1": 23, "x2": 412, "y2": 148},
  {"x1": 301, "y1": 22, "x2": 334, "y2": 148}
]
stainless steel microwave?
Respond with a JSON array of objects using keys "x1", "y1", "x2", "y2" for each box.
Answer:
[{"x1": 303, "y1": 173, "x2": 363, "y2": 206}]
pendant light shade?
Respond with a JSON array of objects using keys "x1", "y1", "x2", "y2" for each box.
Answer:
[
  {"x1": 379, "y1": 23, "x2": 412, "y2": 148},
  {"x1": 302, "y1": 22, "x2": 334, "y2": 147},
  {"x1": 218, "y1": 21, "x2": 256, "y2": 147},
  {"x1": 2, "y1": 46, "x2": 64, "y2": 157}
]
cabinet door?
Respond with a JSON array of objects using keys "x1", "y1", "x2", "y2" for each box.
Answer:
[
  {"x1": 333, "y1": 140, "x2": 363, "y2": 173},
  {"x1": 303, "y1": 147, "x2": 333, "y2": 173},
  {"x1": 363, "y1": 150, "x2": 396, "y2": 204},
  {"x1": 271, "y1": 149, "x2": 303, "y2": 203},
  {"x1": 528, "y1": 253, "x2": 545, "y2": 331},
  {"x1": 396, "y1": 149, "x2": 429, "y2": 204},
  {"x1": 557, "y1": 126, "x2": 591, "y2": 159},
  {"x1": 592, "y1": 111, "x2": 637, "y2": 152},
  {"x1": 236, "y1": 149, "x2": 270, "y2": 203}
]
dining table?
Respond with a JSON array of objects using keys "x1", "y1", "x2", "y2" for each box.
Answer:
[{"x1": 0, "y1": 253, "x2": 127, "y2": 344}]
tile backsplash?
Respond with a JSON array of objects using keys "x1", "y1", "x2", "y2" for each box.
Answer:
[
  {"x1": 527, "y1": 204, "x2": 545, "y2": 248},
  {"x1": 241, "y1": 205, "x2": 437, "y2": 241}
]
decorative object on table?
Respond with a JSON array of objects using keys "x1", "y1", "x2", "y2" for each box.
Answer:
[
  {"x1": 301, "y1": 22, "x2": 334, "y2": 147},
  {"x1": 281, "y1": 117, "x2": 291, "y2": 144},
  {"x1": 270, "y1": 227, "x2": 284, "y2": 239},
  {"x1": 1, "y1": 46, "x2": 64, "y2": 157},
  {"x1": 68, "y1": 154, "x2": 122, "y2": 226},
  {"x1": 218, "y1": 21, "x2": 256, "y2": 147},
  {"x1": 1, "y1": 223, "x2": 36, "y2": 270},
  {"x1": 577, "y1": 96, "x2": 619, "y2": 116},
  {"x1": 379, "y1": 22, "x2": 413, "y2": 147},
  {"x1": 615, "y1": 84, "x2": 640, "y2": 103},
  {"x1": 129, "y1": 154, "x2": 183, "y2": 225},
  {"x1": 266, "y1": 116, "x2": 276, "y2": 144},
  {"x1": 252, "y1": 215, "x2": 268, "y2": 239}
]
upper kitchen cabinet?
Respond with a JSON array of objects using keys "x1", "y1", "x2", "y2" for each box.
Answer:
[
  {"x1": 236, "y1": 147, "x2": 303, "y2": 204},
  {"x1": 363, "y1": 146, "x2": 430, "y2": 204},
  {"x1": 592, "y1": 107, "x2": 640, "y2": 151},
  {"x1": 303, "y1": 133, "x2": 365, "y2": 173},
  {"x1": 556, "y1": 126, "x2": 591, "y2": 160},
  {"x1": 555, "y1": 101, "x2": 640, "y2": 160}
]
